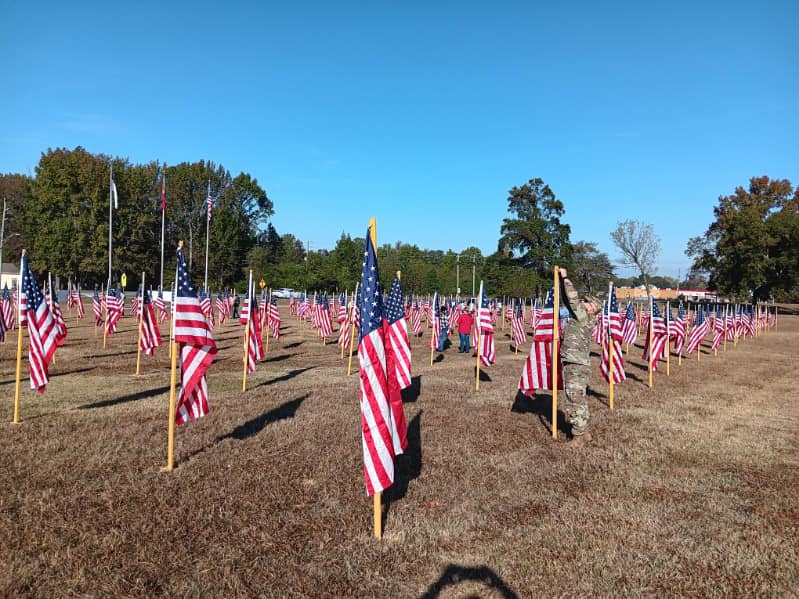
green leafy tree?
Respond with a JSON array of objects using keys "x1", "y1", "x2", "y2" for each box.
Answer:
[
  {"x1": 498, "y1": 178, "x2": 572, "y2": 283},
  {"x1": 686, "y1": 176, "x2": 798, "y2": 301},
  {"x1": 570, "y1": 241, "x2": 614, "y2": 295}
]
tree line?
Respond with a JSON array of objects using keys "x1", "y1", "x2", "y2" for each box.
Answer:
[{"x1": 2, "y1": 148, "x2": 795, "y2": 301}]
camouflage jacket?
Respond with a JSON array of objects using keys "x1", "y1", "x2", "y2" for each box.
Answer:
[{"x1": 559, "y1": 277, "x2": 600, "y2": 366}]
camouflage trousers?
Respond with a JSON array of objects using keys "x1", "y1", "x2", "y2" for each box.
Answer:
[{"x1": 562, "y1": 361, "x2": 591, "y2": 436}]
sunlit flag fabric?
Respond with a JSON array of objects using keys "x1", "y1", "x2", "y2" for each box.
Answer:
[
  {"x1": 600, "y1": 287, "x2": 626, "y2": 384},
  {"x1": 686, "y1": 308, "x2": 709, "y2": 355},
  {"x1": 174, "y1": 245, "x2": 218, "y2": 425},
  {"x1": 200, "y1": 290, "x2": 215, "y2": 329},
  {"x1": 384, "y1": 274, "x2": 412, "y2": 390},
  {"x1": 20, "y1": 254, "x2": 64, "y2": 392},
  {"x1": 215, "y1": 293, "x2": 227, "y2": 324},
  {"x1": 477, "y1": 281, "x2": 495, "y2": 366},
  {"x1": 73, "y1": 287, "x2": 85, "y2": 320},
  {"x1": 239, "y1": 296, "x2": 249, "y2": 325},
  {"x1": 139, "y1": 289, "x2": 162, "y2": 355},
  {"x1": 519, "y1": 288, "x2": 562, "y2": 395},
  {"x1": 511, "y1": 300, "x2": 526, "y2": 346},
  {"x1": 357, "y1": 231, "x2": 406, "y2": 496},
  {"x1": 411, "y1": 300, "x2": 422, "y2": 336},
  {"x1": 337, "y1": 293, "x2": 351, "y2": 348}
]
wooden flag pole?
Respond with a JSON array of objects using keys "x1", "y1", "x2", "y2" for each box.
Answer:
[
  {"x1": 135, "y1": 272, "x2": 146, "y2": 375},
  {"x1": 164, "y1": 334, "x2": 178, "y2": 472},
  {"x1": 697, "y1": 305, "x2": 702, "y2": 362},
  {"x1": 346, "y1": 285, "x2": 359, "y2": 375},
  {"x1": 648, "y1": 295, "x2": 653, "y2": 389},
  {"x1": 552, "y1": 266, "x2": 560, "y2": 439},
  {"x1": 608, "y1": 283, "x2": 614, "y2": 411},
  {"x1": 665, "y1": 300, "x2": 670, "y2": 377},
  {"x1": 242, "y1": 271, "x2": 253, "y2": 392},
  {"x1": 475, "y1": 317, "x2": 481, "y2": 391},
  {"x1": 12, "y1": 251, "x2": 26, "y2": 424},
  {"x1": 340, "y1": 289, "x2": 347, "y2": 359},
  {"x1": 47, "y1": 272, "x2": 56, "y2": 365},
  {"x1": 264, "y1": 288, "x2": 271, "y2": 354}
]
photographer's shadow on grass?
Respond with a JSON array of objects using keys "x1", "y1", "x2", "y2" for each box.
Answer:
[
  {"x1": 420, "y1": 563, "x2": 519, "y2": 599},
  {"x1": 384, "y1": 411, "x2": 422, "y2": 525}
]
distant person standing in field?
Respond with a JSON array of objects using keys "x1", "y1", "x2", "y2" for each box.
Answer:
[
  {"x1": 437, "y1": 305, "x2": 449, "y2": 351},
  {"x1": 558, "y1": 268, "x2": 600, "y2": 445},
  {"x1": 457, "y1": 306, "x2": 474, "y2": 353}
]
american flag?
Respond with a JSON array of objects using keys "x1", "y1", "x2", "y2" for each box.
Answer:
[
  {"x1": 337, "y1": 292, "x2": 351, "y2": 348},
  {"x1": 239, "y1": 295, "x2": 249, "y2": 325},
  {"x1": 530, "y1": 297, "x2": 542, "y2": 331},
  {"x1": 66, "y1": 285, "x2": 74, "y2": 310},
  {"x1": 519, "y1": 288, "x2": 562, "y2": 395},
  {"x1": 92, "y1": 288, "x2": 103, "y2": 326},
  {"x1": 200, "y1": 290, "x2": 215, "y2": 329},
  {"x1": 73, "y1": 287, "x2": 85, "y2": 320},
  {"x1": 672, "y1": 303, "x2": 687, "y2": 355},
  {"x1": 319, "y1": 295, "x2": 333, "y2": 339},
  {"x1": 104, "y1": 288, "x2": 123, "y2": 336},
  {"x1": 430, "y1": 293, "x2": 441, "y2": 351},
  {"x1": 269, "y1": 296, "x2": 281, "y2": 339},
  {"x1": 215, "y1": 293, "x2": 227, "y2": 324},
  {"x1": 411, "y1": 299, "x2": 422, "y2": 336},
  {"x1": 244, "y1": 288, "x2": 264, "y2": 373},
  {"x1": 600, "y1": 286, "x2": 626, "y2": 384},
  {"x1": 155, "y1": 289, "x2": 169, "y2": 324},
  {"x1": 711, "y1": 306, "x2": 725, "y2": 351},
  {"x1": 725, "y1": 306, "x2": 735, "y2": 340},
  {"x1": 1, "y1": 285, "x2": 15, "y2": 331},
  {"x1": 686, "y1": 307, "x2": 710, "y2": 354},
  {"x1": 642, "y1": 300, "x2": 667, "y2": 368},
  {"x1": 476, "y1": 281, "x2": 495, "y2": 366},
  {"x1": 139, "y1": 289, "x2": 162, "y2": 355},
  {"x1": 20, "y1": 254, "x2": 64, "y2": 392},
  {"x1": 385, "y1": 274, "x2": 412, "y2": 390},
  {"x1": 289, "y1": 296, "x2": 297, "y2": 316},
  {"x1": 621, "y1": 302, "x2": 637, "y2": 345},
  {"x1": 511, "y1": 300, "x2": 526, "y2": 346},
  {"x1": 206, "y1": 181, "x2": 213, "y2": 221},
  {"x1": 357, "y1": 230, "x2": 406, "y2": 496},
  {"x1": 174, "y1": 244, "x2": 218, "y2": 425},
  {"x1": 45, "y1": 283, "x2": 67, "y2": 346}
]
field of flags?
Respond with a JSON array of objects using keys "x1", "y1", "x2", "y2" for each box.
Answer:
[{"x1": 4, "y1": 222, "x2": 783, "y2": 538}]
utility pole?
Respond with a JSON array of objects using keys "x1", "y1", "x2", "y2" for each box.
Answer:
[
  {"x1": 456, "y1": 255, "x2": 460, "y2": 296},
  {"x1": 472, "y1": 255, "x2": 476, "y2": 296}
]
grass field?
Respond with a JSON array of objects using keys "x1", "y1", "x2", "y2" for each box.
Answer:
[{"x1": 1, "y1": 307, "x2": 797, "y2": 597}]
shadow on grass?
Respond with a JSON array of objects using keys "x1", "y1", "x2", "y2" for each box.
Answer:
[
  {"x1": 384, "y1": 411, "x2": 422, "y2": 526},
  {"x1": 219, "y1": 394, "x2": 308, "y2": 441},
  {"x1": 78, "y1": 385, "x2": 170, "y2": 410},
  {"x1": 265, "y1": 353, "x2": 294, "y2": 363},
  {"x1": 420, "y1": 564, "x2": 519, "y2": 599},
  {"x1": 282, "y1": 341, "x2": 304, "y2": 349},
  {"x1": 433, "y1": 354, "x2": 444, "y2": 364},
  {"x1": 87, "y1": 350, "x2": 138, "y2": 359},
  {"x1": 510, "y1": 390, "x2": 567, "y2": 437},
  {"x1": 475, "y1": 366, "x2": 492, "y2": 382},
  {"x1": 254, "y1": 367, "x2": 313, "y2": 388},
  {"x1": 402, "y1": 376, "x2": 421, "y2": 403}
]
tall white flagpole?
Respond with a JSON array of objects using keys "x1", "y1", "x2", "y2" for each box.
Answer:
[
  {"x1": 204, "y1": 179, "x2": 210, "y2": 294},
  {"x1": 108, "y1": 162, "x2": 114, "y2": 292},
  {"x1": 160, "y1": 165, "x2": 166, "y2": 296}
]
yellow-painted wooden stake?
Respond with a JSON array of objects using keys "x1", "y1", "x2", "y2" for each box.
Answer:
[
  {"x1": 608, "y1": 282, "x2": 614, "y2": 411},
  {"x1": 340, "y1": 289, "x2": 347, "y2": 359},
  {"x1": 648, "y1": 296, "x2": 653, "y2": 389},
  {"x1": 552, "y1": 267, "x2": 561, "y2": 438},
  {"x1": 475, "y1": 319, "x2": 481, "y2": 391},
  {"x1": 665, "y1": 301, "x2": 670, "y2": 377},
  {"x1": 242, "y1": 271, "x2": 253, "y2": 392},
  {"x1": 136, "y1": 272, "x2": 145, "y2": 376},
  {"x1": 13, "y1": 252, "x2": 26, "y2": 424},
  {"x1": 164, "y1": 337, "x2": 178, "y2": 471},
  {"x1": 346, "y1": 290, "x2": 358, "y2": 375}
]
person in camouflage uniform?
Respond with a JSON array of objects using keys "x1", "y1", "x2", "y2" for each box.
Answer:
[{"x1": 558, "y1": 268, "x2": 600, "y2": 442}]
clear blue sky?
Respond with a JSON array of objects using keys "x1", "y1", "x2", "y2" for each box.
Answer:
[{"x1": 3, "y1": 1, "x2": 797, "y2": 279}]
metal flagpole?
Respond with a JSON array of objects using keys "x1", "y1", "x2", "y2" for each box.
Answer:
[
  {"x1": 160, "y1": 166, "x2": 166, "y2": 296},
  {"x1": 108, "y1": 162, "x2": 114, "y2": 292},
  {"x1": 204, "y1": 179, "x2": 210, "y2": 294}
]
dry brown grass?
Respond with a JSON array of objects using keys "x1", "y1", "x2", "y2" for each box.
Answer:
[{"x1": 1, "y1": 309, "x2": 797, "y2": 597}]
